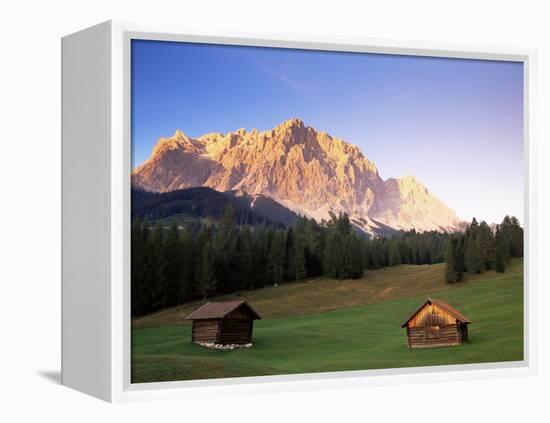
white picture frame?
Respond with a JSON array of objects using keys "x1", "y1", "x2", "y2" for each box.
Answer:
[{"x1": 61, "y1": 20, "x2": 538, "y2": 403}]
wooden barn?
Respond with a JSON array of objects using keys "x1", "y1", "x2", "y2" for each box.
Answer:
[
  {"x1": 401, "y1": 298, "x2": 471, "y2": 348},
  {"x1": 184, "y1": 299, "x2": 261, "y2": 345}
]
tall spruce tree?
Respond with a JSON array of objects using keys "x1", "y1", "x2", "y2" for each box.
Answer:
[
  {"x1": 323, "y1": 230, "x2": 342, "y2": 278},
  {"x1": 495, "y1": 248, "x2": 506, "y2": 273},
  {"x1": 388, "y1": 240, "x2": 402, "y2": 267},
  {"x1": 465, "y1": 218, "x2": 482, "y2": 274},
  {"x1": 304, "y1": 218, "x2": 324, "y2": 276},
  {"x1": 347, "y1": 235, "x2": 364, "y2": 278},
  {"x1": 213, "y1": 206, "x2": 238, "y2": 293},
  {"x1": 454, "y1": 233, "x2": 465, "y2": 281},
  {"x1": 267, "y1": 231, "x2": 286, "y2": 284},
  {"x1": 198, "y1": 241, "x2": 217, "y2": 300},
  {"x1": 499, "y1": 216, "x2": 513, "y2": 262},
  {"x1": 150, "y1": 220, "x2": 166, "y2": 310},
  {"x1": 292, "y1": 237, "x2": 307, "y2": 281},
  {"x1": 178, "y1": 228, "x2": 195, "y2": 304},
  {"x1": 131, "y1": 220, "x2": 149, "y2": 316},
  {"x1": 510, "y1": 216, "x2": 524, "y2": 257},
  {"x1": 236, "y1": 227, "x2": 254, "y2": 291},
  {"x1": 495, "y1": 226, "x2": 507, "y2": 273},
  {"x1": 445, "y1": 236, "x2": 458, "y2": 282},
  {"x1": 162, "y1": 220, "x2": 184, "y2": 308},
  {"x1": 478, "y1": 221, "x2": 496, "y2": 271}
]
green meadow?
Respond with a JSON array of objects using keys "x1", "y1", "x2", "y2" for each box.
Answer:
[{"x1": 131, "y1": 259, "x2": 523, "y2": 383}]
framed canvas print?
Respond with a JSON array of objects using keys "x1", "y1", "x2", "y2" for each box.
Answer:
[{"x1": 61, "y1": 21, "x2": 537, "y2": 402}]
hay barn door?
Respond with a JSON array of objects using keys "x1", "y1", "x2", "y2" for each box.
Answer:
[
  {"x1": 425, "y1": 325, "x2": 442, "y2": 339},
  {"x1": 425, "y1": 304, "x2": 443, "y2": 340}
]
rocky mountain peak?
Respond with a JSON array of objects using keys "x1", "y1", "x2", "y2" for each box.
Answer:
[
  {"x1": 394, "y1": 175, "x2": 425, "y2": 192},
  {"x1": 279, "y1": 117, "x2": 305, "y2": 130},
  {"x1": 150, "y1": 129, "x2": 201, "y2": 157},
  {"x1": 174, "y1": 128, "x2": 187, "y2": 138},
  {"x1": 132, "y1": 118, "x2": 462, "y2": 234},
  {"x1": 234, "y1": 127, "x2": 247, "y2": 137}
]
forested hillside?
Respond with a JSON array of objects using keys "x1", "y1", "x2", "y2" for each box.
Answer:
[
  {"x1": 444, "y1": 216, "x2": 523, "y2": 282},
  {"x1": 132, "y1": 208, "x2": 448, "y2": 317},
  {"x1": 132, "y1": 199, "x2": 523, "y2": 317}
]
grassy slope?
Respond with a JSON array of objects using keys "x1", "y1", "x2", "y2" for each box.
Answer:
[
  {"x1": 131, "y1": 259, "x2": 523, "y2": 383},
  {"x1": 133, "y1": 261, "x2": 511, "y2": 329}
]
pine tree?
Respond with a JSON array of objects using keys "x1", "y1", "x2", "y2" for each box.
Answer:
[
  {"x1": 292, "y1": 237, "x2": 307, "y2": 280},
  {"x1": 336, "y1": 213, "x2": 352, "y2": 236},
  {"x1": 162, "y1": 220, "x2": 184, "y2": 308},
  {"x1": 368, "y1": 239, "x2": 384, "y2": 269},
  {"x1": 252, "y1": 229, "x2": 270, "y2": 289},
  {"x1": 150, "y1": 221, "x2": 166, "y2": 310},
  {"x1": 454, "y1": 233, "x2": 465, "y2": 281},
  {"x1": 499, "y1": 216, "x2": 513, "y2": 262},
  {"x1": 198, "y1": 241, "x2": 217, "y2": 300},
  {"x1": 348, "y1": 235, "x2": 364, "y2": 278},
  {"x1": 304, "y1": 218, "x2": 324, "y2": 276},
  {"x1": 323, "y1": 230, "x2": 341, "y2": 278},
  {"x1": 495, "y1": 226, "x2": 507, "y2": 273},
  {"x1": 388, "y1": 240, "x2": 402, "y2": 266},
  {"x1": 510, "y1": 216, "x2": 524, "y2": 257},
  {"x1": 445, "y1": 236, "x2": 458, "y2": 282},
  {"x1": 478, "y1": 221, "x2": 496, "y2": 270},
  {"x1": 495, "y1": 248, "x2": 506, "y2": 273},
  {"x1": 465, "y1": 218, "x2": 482, "y2": 274},
  {"x1": 178, "y1": 228, "x2": 195, "y2": 304},
  {"x1": 285, "y1": 227, "x2": 295, "y2": 281},
  {"x1": 131, "y1": 220, "x2": 148, "y2": 316},
  {"x1": 236, "y1": 227, "x2": 254, "y2": 291},
  {"x1": 267, "y1": 231, "x2": 285, "y2": 284},
  {"x1": 363, "y1": 240, "x2": 372, "y2": 270},
  {"x1": 213, "y1": 206, "x2": 238, "y2": 293}
]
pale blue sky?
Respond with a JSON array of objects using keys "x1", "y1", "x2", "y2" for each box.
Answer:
[{"x1": 131, "y1": 40, "x2": 524, "y2": 224}]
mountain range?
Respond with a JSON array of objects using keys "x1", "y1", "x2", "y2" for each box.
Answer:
[{"x1": 132, "y1": 118, "x2": 462, "y2": 234}]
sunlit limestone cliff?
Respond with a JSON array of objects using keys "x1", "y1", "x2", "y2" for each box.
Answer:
[{"x1": 132, "y1": 118, "x2": 462, "y2": 234}]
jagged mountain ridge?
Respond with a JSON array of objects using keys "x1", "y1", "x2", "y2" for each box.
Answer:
[{"x1": 132, "y1": 118, "x2": 462, "y2": 234}]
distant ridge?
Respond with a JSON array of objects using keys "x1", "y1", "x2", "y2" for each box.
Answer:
[{"x1": 131, "y1": 187, "x2": 299, "y2": 228}]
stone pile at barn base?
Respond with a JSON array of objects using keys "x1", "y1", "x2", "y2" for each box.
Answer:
[{"x1": 198, "y1": 342, "x2": 253, "y2": 350}]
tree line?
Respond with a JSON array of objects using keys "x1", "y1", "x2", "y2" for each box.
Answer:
[
  {"x1": 131, "y1": 208, "x2": 451, "y2": 317},
  {"x1": 445, "y1": 216, "x2": 523, "y2": 282}
]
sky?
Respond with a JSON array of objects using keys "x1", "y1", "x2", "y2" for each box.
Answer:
[{"x1": 131, "y1": 39, "x2": 524, "y2": 224}]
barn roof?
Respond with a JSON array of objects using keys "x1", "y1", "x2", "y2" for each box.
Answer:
[
  {"x1": 184, "y1": 299, "x2": 261, "y2": 320},
  {"x1": 401, "y1": 298, "x2": 471, "y2": 328}
]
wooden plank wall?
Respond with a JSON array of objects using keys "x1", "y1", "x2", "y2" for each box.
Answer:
[
  {"x1": 219, "y1": 319, "x2": 253, "y2": 344},
  {"x1": 191, "y1": 319, "x2": 221, "y2": 343},
  {"x1": 407, "y1": 324, "x2": 460, "y2": 348}
]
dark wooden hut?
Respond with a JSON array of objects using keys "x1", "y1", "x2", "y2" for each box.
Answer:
[
  {"x1": 184, "y1": 299, "x2": 261, "y2": 345},
  {"x1": 401, "y1": 298, "x2": 471, "y2": 348}
]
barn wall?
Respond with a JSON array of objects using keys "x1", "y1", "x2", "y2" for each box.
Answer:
[
  {"x1": 191, "y1": 319, "x2": 221, "y2": 343},
  {"x1": 407, "y1": 324, "x2": 460, "y2": 348},
  {"x1": 226, "y1": 308, "x2": 253, "y2": 319},
  {"x1": 219, "y1": 319, "x2": 253, "y2": 344},
  {"x1": 408, "y1": 304, "x2": 456, "y2": 328},
  {"x1": 458, "y1": 323, "x2": 469, "y2": 342}
]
